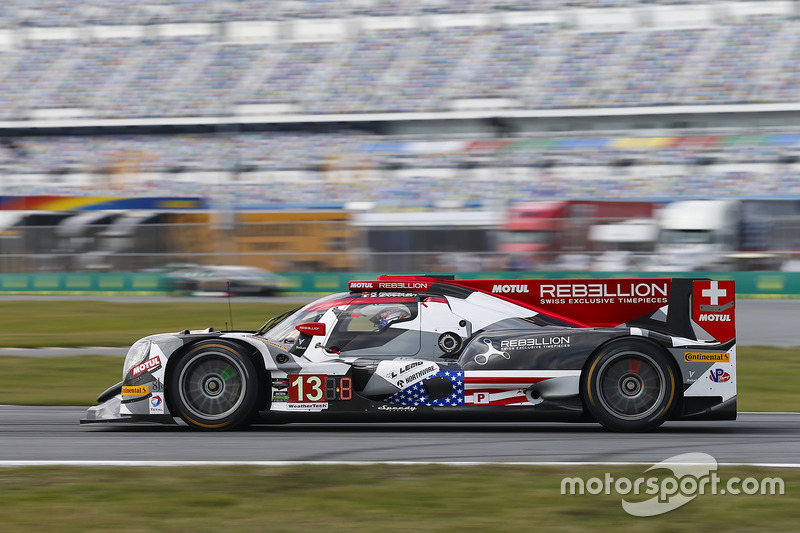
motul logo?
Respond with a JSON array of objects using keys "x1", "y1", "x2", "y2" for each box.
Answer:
[
  {"x1": 131, "y1": 356, "x2": 161, "y2": 377},
  {"x1": 698, "y1": 314, "x2": 732, "y2": 322},
  {"x1": 492, "y1": 284, "x2": 529, "y2": 294}
]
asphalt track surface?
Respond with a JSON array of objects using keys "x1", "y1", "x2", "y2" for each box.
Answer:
[
  {"x1": 0, "y1": 408, "x2": 798, "y2": 466},
  {"x1": 0, "y1": 298, "x2": 797, "y2": 466}
]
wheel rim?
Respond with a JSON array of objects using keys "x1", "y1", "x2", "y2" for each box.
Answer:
[
  {"x1": 178, "y1": 352, "x2": 247, "y2": 421},
  {"x1": 595, "y1": 351, "x2": 666, "y2": 421}
]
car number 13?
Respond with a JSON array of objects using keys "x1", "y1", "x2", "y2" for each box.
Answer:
[{"x1": 288, "y1": 374, "x2": 353, "y2": 403}]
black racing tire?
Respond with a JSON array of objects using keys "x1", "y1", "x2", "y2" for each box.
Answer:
[
  {"x1": 581, "y1": 339, "x2": 679, "y2": 432},
  {"x1": 167, "y1": 340, "x2": 261, "y2": 431}
]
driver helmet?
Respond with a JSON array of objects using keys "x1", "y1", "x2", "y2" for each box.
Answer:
[{"x1": 373, "y1": 306, "x2": 411, "y2": 328}]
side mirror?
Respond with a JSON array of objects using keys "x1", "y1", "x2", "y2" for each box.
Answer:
[{"x1": 296, "y1": 322, "x2": 326, "y2": 336}]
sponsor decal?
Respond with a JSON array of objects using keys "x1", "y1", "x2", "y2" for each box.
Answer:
[
  {"x1": 376, "y1": 359, "x2": 439, "y2": 389},
  {"x1": 380, "y1": 282, "x2": 430, "y2": 290},
  {"x1": 131, "y1": 356, "x2": 162, "y2": 378},
  {"x1": 501, "y1": 336, "x2": 570, "y2": 350},
  {"x1": 149, "y1": 395, "x2": 164, "y2": 414},
  {"x1": 473, "y1": 391, "x2": 492, "y2": 404},
  {"x1": 389, "y1": 360, "x2": 425, "y2": 377},
  {"x1": 395, "y1": 363, "x2": 438, "y2": 388},
  {"x1": 122, "y1": 385, "x2": 149, "y2": 397},
  {"x1": 272, "y1": 378, "x2": 290, "y2": 390},
  {"x1": 272, "y1": 392, "x2": 290, "y2": 402},
  {"x1": 692, "y1": 280, "x2": 735, "y2": 343},
  {"x1": 296, "y1": 322, "x2": 326, "y2": 336},
  {"x1": 697, "y1": 314, "x2": 732, "y2": 322},
  {"x1": 474, "y1": 338, "x2": 511, "y2": 365},
  {"x1": 378, "y1": 405, "x2": 417, "y2": 411},
  {"x1": 709, "y1": 369, "x2": 731, "y2": 383},
  {"x1": 492, "y1": 284, "x2": 530, "y2": 294},
  {"x1": 287, "y1": 402, "x2": 329, "y2": 410},
  {"x1": 684, "y1": 352, "x2": 731, "y2": 363},
  {"x1": 539, "y1": 282, "x2": 668, "y2": 305},
  {"x1": 349, "y1": 281, "x2": 431, "y2": 291}
]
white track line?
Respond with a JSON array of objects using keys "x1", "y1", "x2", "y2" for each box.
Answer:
[{"x1": 1, "y1": 461, "x2": 799, "y2": 468}]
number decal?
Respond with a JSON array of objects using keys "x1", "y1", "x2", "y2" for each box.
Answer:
[
  {"x1": 289, "y1": 375, "x2": 353, "y2": 402},
  {"x1": 340, "y1": 377, "x2": 352, "y2": 401},
  {"x1": 306, "y1": 376, "x2": 324, "y2": 401},
  {"x1": 289, "y1": 375, "x2": 327, "y2": 403}
]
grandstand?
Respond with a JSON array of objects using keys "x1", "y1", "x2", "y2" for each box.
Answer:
[{"x1": 1, "y1": 0, "x2": 800, "y2": 209}]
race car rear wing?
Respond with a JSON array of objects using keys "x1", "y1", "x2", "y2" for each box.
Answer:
[{"x1": 348, "y1": 276, "x2": 735, "y2": 344}]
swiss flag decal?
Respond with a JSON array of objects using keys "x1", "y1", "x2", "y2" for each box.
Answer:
[{"x1": 692, "y1": 280, "x2": 735, "y2": 343}]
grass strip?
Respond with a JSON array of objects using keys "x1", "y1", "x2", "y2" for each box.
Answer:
[
  {"x1": 0, "y1": 356, "x2": 121, "y2": 405},
  {"x1": 0, "y1": 301, "x2": 298, "y2": 348},
  {"x1": 0, "y1": 464, "x2": 795, "y2": 532}
]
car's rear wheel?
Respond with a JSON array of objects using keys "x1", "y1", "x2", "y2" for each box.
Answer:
[
  {"x1": 581, "y1": 339, "x2": 678, "y2": 432},
  {"x1": 167, "y1": 340, "x2": 260, "y2": 430}
]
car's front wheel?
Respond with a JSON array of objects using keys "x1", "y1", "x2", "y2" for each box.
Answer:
[
  {"x1": 581, "y1": 339, "x2": 678, "y2": 432},
  {"x1": 167, "y1": 340, "x2": 260, "y2": 430}
]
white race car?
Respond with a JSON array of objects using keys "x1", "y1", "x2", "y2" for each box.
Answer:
[{"x1": 83, "y1": 275, "x2": 736, "y2": 432}]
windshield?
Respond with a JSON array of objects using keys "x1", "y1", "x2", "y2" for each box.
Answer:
[
  {"x1": 256, "y1": 306, "x2": 301, "y2": 336},
  {"x1": 258, "y1": 293, "x2": 354, "y2": 343}
]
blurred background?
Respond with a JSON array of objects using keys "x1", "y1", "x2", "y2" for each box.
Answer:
[{"x1": 2, "y1": 0, "x2": 800, "y2": 295}]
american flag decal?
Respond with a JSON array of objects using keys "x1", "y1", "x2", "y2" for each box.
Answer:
[
  {"x1": 385, "y1": 370, "x2": 465, "y2": 407},
  {"x1": 464, "y1": 370, "x2": 580, "y2": 406}
]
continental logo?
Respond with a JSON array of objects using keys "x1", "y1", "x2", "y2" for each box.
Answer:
[
  {"x1": 684, "y1": 352, "x2": 730, "y2": 363},
  {"x1": 122, "y1": 385, "x2": 150, "y2": 397}
]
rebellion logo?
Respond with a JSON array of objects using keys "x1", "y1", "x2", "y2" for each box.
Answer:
[
  {"x1": 501, "y1": 336, "x2": 570, "y2": 350},
  {"x1": 540, "y1": 282, "x2": 668, "y2": 299},
  {"x1": 349, "y1": 281, "x2": 432, "y2": 291}
]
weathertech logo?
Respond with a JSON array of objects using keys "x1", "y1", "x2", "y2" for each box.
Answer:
[{"x1": 684, "y1": 352, "x2": 731, "y2": 363}]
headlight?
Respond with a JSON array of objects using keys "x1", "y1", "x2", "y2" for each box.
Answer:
[{"x1": 123, "y1": 340, "x2": 152, "y2": 379}]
